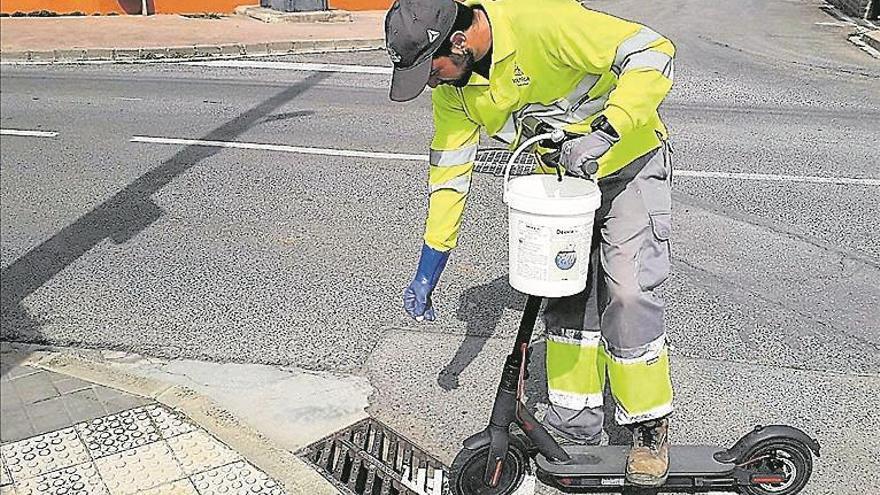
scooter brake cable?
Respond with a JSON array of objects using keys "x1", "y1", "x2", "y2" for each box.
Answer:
[{"x1": 516, "y1": 343, "x2": 528, "y2": 400}]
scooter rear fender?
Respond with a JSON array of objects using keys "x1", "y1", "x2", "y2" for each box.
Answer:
[{"x1": 714, "y1": 424, "x2": 820, "y2": 464}]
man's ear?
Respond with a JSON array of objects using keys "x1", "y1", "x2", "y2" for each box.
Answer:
[{"x1": 450, "y1": 31, "x2": 468, "y2": 53}]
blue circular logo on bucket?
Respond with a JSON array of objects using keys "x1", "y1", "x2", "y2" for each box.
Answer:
[{"x1": 555, "y1": 250, "x2": 577, "y2": 270}]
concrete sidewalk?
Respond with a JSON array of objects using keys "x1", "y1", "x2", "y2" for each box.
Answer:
[
  {"x1": 0, "y1": 11, "x2": 385, "y2": 62},
  {"x1": 0, "y1": 344, "x2": 371, "y2": 495}
]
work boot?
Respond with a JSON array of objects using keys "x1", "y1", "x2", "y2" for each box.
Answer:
[{"x1": 626, "y1": 417, "x2": 669, "y2": 487}]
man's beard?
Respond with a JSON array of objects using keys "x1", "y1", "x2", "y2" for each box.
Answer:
[{"x1": 446, "y1": 49, "x2": 476, "y2": 88}]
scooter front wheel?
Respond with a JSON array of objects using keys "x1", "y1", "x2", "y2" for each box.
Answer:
[
  {"x1": 738, "y1": 438, "x2": 813, "y2": 495},
  {"x1": 449, "y1": 435, "x2": 530, "y2": 495}
]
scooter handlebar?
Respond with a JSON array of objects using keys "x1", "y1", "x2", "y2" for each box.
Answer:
[{"x1": 502, "y1": 126, "x2": 596, "y2": 203}]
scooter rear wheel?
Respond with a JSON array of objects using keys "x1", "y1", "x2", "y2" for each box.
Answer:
[
  {"x1": 738, "y1": 438, "x2": 813, "y2": 495},
  {"x1": 449, "y1": 435, "x2": 530, "y2": 495}
]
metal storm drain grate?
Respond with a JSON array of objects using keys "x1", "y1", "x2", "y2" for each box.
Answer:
[
  {"x1": 474, "y1": 148, "x2": 539, "y2": 177},
  {"x1": 297, "y1": 418, "x2": 447, "y2": 495}
]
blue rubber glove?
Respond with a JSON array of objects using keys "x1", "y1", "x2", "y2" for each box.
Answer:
[{"x1": 403, "y1": 244, "x2": 450, "y2": 322}]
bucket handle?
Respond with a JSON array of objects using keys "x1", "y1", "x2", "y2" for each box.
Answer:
[{"x1": 502, "y1": 131, "x2": 563, "y2": 204}]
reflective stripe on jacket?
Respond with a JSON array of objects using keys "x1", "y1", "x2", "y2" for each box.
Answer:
[{"x1": 425, "y1": 0, "x2": 675, "y2": 251}]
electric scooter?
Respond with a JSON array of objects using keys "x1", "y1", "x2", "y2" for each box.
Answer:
[
  {"x1": 449, "y1": 131, "x2": 820, "y2": 495},
  {"x1": 449, "y1": 295, "x2": 820, "y2": 494}
]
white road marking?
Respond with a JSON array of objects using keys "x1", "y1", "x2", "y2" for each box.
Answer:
[
  {"x1": 130, "y1": 135, "x2": 426, "y2": 161},
  {"x1": 675, "y1": 170, "x2": 880, "y2": 186},
  {"x1": 115, "y1": 97, "x2": 143, "y2": 101},
  {"x1": 0, "y1": 129, "x2": 58, "y2": 138},
  {"x1": 184, "y1": 60, "x2": 392, "y2": 75},
  {"x1": 131, "y1": 136, "x2": 880, "y2": 186}
]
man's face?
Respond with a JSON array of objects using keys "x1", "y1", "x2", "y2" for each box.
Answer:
[{"x1": 428, "y1": 49, "x2": 476, "y2": 89}]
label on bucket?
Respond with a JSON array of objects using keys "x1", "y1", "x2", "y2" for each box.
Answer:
[{"x1": 513, "y1": 220, "x2": 589, "y2": 282}]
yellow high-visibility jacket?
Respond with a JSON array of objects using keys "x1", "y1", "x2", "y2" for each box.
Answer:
[{"x1": 425, "y1": 0, "x2": 675, "y2": 252}]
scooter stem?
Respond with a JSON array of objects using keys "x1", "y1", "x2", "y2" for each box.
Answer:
[
  {"x1": 481, "y1": 296, "x2": 570, "y2": 486},
  {"x1": 513, "y1": 295, "x2": 543, "y2": 356}
]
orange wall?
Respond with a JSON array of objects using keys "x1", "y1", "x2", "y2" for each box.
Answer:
[
  {"x1": 1, "y1": 0, "x2": 132, "y2": 14},
  {"x1": 0, "y1": 0, "x2": 258, "y2": 14},
  {"x1": 328, "y1": 0, "x2": 391, "y2": 11},
  {"x1": 0, "y1": 0, "x2": 392, "y2": 13}
]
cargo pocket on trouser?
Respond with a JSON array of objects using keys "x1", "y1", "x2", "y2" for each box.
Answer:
[
  {"x1": 637, "y1": 212, "x2": 672, "y2": 292},
  {"x1": 631, "y1": 148, "x2": 672, "y2": 293}
]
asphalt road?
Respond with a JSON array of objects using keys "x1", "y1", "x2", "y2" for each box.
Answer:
[{"x1": 1, "y1": 0, "x2": 879, "y2": 493}]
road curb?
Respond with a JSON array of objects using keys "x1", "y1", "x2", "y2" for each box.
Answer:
[
  {"x1": 234, "y1": 6, "x2": 354, "y2": 24},
  {"x1": 863, "y1": 29, "x2": 880, "y2": 52},
  {"x1": 0, "y1": 38, "x2": 384, "y2": 64},
  {"x1": 10, "y1": 347, "x2": 339, "y2": 495}
]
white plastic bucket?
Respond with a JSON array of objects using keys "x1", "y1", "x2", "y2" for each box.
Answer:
[{"x1": 504, "y1": 175, "x2": 601, "y2": 297}]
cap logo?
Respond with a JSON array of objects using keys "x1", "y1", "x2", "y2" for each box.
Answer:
[
  {"x1": 387, "y1": 46, "x2": 402, "y2": 64},
  {"x1": 427, "y1": 29, "x2": 440, "y2": 43}
]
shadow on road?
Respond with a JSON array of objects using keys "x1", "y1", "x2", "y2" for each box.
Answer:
[
  {"x1": 0, "y1": 72, "x2": 330, "y2": 346},
  {"x1": 437, "y1": 276, "x2": 526, "y2": 390}
]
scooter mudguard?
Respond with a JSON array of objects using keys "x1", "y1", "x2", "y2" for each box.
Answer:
[
  {"x1": 462, "y1": 429, "x2": 491, "y2": 450},
  {"x1": 714, "y1": 424, "x2": 821, "y2": 464},
  {"x1": 460, "y1": 427, "x2": 513, "y2": 486}
]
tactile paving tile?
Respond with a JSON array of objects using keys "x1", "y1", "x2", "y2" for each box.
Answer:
[
  {"x1": 94, "y1": 441, "x2": 184, "y2": 495},
  {"x1": 147, "y1": 405, "x2": 197, "y2": 440},
  {"x1": 167, "y1": 430, "x2": 240, "y2": 476},
  {"x1": 190, "y1": 461, "x2": 286, "y2": 495},
  {"x1": 1, "y1": 455, "x2": 12, "y2": 486},
  {"x1": 14, "y1": 462, "x2": 108, "y2": 495},
  {"x1": 0, "y1": 428, "x2": 89, "y2": 482},
  {"x1": 135, "y1": 479, "x2": 198, "y2": 495},
  {"x1": 76, "y1": 408, "x2": 160, "y2": 458}
]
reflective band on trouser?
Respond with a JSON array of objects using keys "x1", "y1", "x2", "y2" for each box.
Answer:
[
  {"x1": 621, "y1": 50, "x2": 674, "y2": 79},
  {"x1": 546, "y1": 330, "x2": 606, "y2": 410},
  {"x1": 602, "y1": 333, "x2": 666, "y2": 363},
  {"x1": 612, "y1": 26, "x2": 664, "y2": 75},
  {"x1": 603, "y1": 341, "x2": 673, "y2": 425},
  {"x1": 429, "y1": 175, "x2": 471, "y2": 194},
  {"x1": 429, "y1": 144, "x2": 478, "y2": 167}
]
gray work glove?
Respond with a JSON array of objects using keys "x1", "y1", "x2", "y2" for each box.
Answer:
[{"x1": 559, "y1": 129, "x2": 620, "y2": 178}]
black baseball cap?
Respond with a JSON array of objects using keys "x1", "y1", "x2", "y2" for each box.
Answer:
[{"x1": 384, "y1": 0, "x2": 458, "y2": 102}]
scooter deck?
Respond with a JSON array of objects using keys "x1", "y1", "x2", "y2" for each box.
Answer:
[{"x1": 536, "y1": 445, "x2": 733, "y2": 477}]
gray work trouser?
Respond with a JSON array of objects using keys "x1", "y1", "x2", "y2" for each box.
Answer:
[{"x1": 542, "y1": 142, "x2": 674, "y2": 444}]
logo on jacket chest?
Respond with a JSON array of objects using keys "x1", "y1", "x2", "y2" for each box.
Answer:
[{"x1": 512, "y1": 65, "x2": 531, "y2": 87}]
